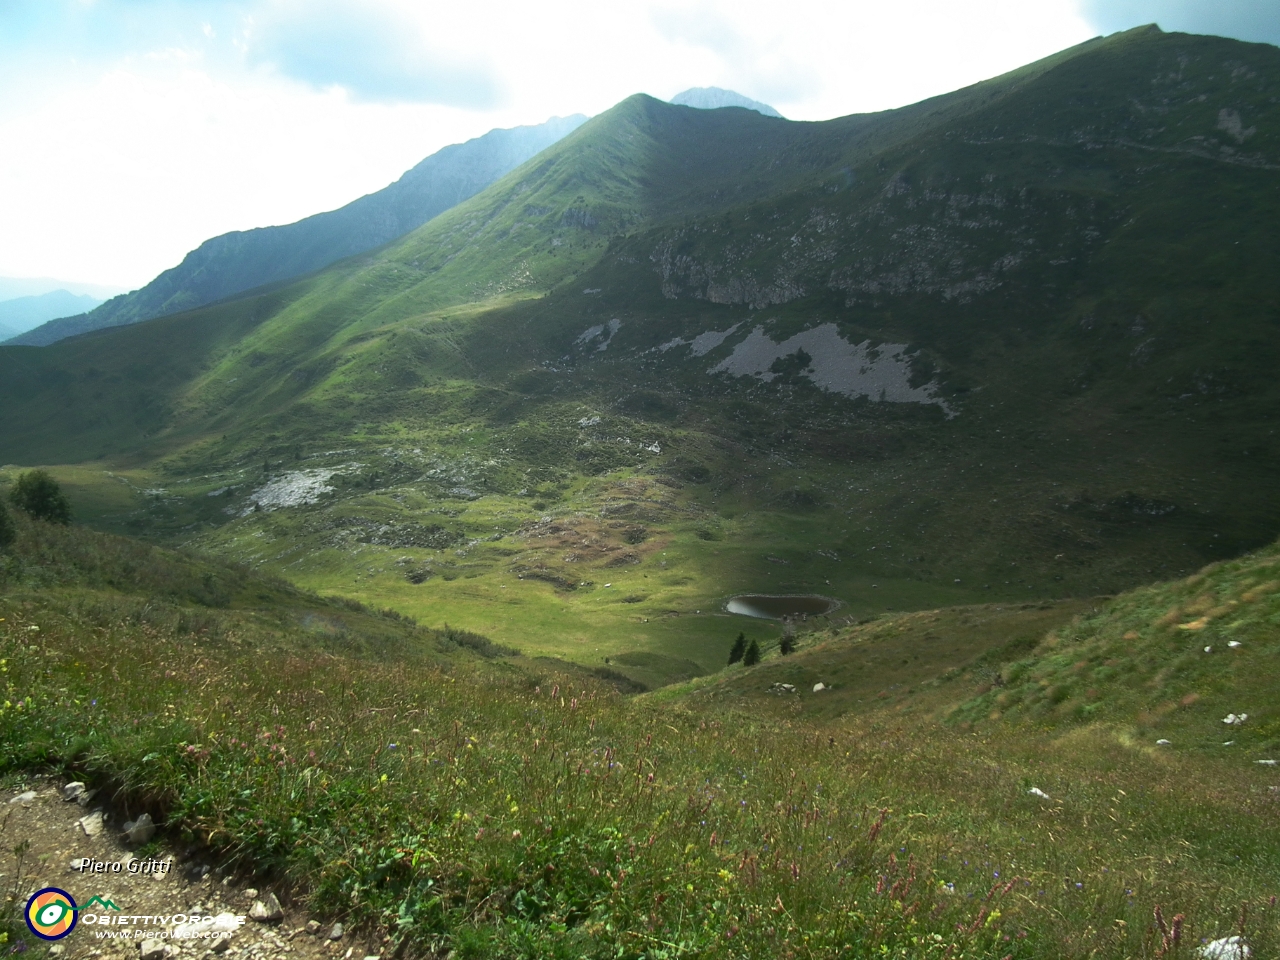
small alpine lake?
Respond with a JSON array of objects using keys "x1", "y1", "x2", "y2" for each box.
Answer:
[{"x1": 725, "y1": 594, "x2": 841, "y2": 620}]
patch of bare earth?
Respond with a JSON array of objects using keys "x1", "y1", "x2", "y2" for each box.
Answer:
[{"x1": 0, "y1": 777, "x2": 380, "y2": 960}]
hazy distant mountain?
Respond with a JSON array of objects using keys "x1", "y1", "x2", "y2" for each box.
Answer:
[
  {"x1": 11, "y1": 115, "x2": 587, "y2": 347},
  {"x1": 0, "y1": 322, "x2": 15, "y2": 341},
  {"x1": 0, "y1": 289, "x2": 102, "y2": 337},
  {"x1": 669, "y1": 87, "x2": 783, "y2": 118},
  {"x1": 0, "y1": 277, "x2": 123, "y2": 301}
]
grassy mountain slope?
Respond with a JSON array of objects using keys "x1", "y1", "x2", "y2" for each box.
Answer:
[
  {"x1": 1, "y1": 521, "x2": 1278, "y2": 956},
  {"x1": 9, "y1": 116, "x2": 586, "y2": 347},
  {"x1": 672, "y1": 535, "x2": 1280, "y2": 756},
  {"x1": 0, "y1": 27, "x2": 1278, "y2": 688}
]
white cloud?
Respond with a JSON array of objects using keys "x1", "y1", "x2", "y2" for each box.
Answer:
[{"x1": 0, "y1": 0, "x2": 1103, "y2": 289}]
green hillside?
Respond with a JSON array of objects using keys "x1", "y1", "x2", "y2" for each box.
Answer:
[
  {"x1": 9, "y1": 116, "x2": 587, "y2": 346},
  {"x1": 0, "y1": 26, "x2": 1278, "y2": 689},
  {"x1": 2, "y1": 513, "x2": 1278, "y2": 957}
]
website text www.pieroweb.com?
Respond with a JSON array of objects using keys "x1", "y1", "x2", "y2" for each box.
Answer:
[{"x1": 83, "y1": 911, "x2": 247, "y2": 940}]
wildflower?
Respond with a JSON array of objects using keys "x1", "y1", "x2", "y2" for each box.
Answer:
[{"x1": 511, "y1": 830, "x2": 522, "y2": 840}]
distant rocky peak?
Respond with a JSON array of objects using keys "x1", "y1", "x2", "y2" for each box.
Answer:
[{"x1": 669, "y1": 87, "x2": 783, "y2": 118}]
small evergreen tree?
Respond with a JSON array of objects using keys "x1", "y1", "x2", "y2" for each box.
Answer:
[
  {"x1": 780, "y1": 633, "x2": 795, "y2": 656},
  {"x1": 0, "y1": 500, "x2": 14, "y2": 551},
  {"x1": 743, "y1": 638, "x2": 761, "y2": 666},
  {"x1": 9, "y1": 470, "x2": 71, "y2": 524},
  {"x1": 727, "y1": 632, "x2": 746, "y2": 665}
]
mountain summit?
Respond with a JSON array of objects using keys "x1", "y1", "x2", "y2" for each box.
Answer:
[
  {"x1": 10, "y1": 115, "x2": 587, "y2": 347},
  {"x1": 669, "y1": 86, "x2": 783, "y2": 117}
]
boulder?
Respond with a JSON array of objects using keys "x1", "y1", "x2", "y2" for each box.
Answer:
[
  {"x1": 124, "y1": 813, "x2": 156, "y2": 844},
  {"x1": 249, "y1": 892, "x2": 284, "y2": 922}
]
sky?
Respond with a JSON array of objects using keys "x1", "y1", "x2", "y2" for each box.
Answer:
[{"x1": 0, "y1": 0, "x2": 1275, "y2": 292}]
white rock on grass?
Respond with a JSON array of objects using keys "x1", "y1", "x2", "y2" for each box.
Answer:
[
  {"x1": 1255, "y1": 759, "x2": 1278, "y2": 766},
  {"x1": 1027, "y1": 787, "x2": 1050, "y2": 799},
  {"x1": 249, "y1": 892, "x2": 284, "y2": 922},
  {"x1": 1222, "y1": 713, "x2": 1248, "y2": 726},
  {"x1": 1228, "y1": 640, "x2": 1242, "y2": 648},
  {"x1": 813, "y1": 682, "x2": 827, "y2": 693},
  {"x1": 123, "y1": 812, "x2": 156, "y2": 844},
  {"x1": 1199, "y1": 935, "x2": 1250, "y2": 959},
  {"x1": 1156, "y1": 739, "x2": 1171, "y2": 745}
]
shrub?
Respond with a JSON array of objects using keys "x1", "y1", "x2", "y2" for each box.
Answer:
[
  {"x1": 0, "y1": 500, "x2": 13, "y2": 551},
  {"x1": 728, "y1": 632, "x2": 746, "y2": 665},
  {"x1": 743, "y1": 638, "x2": 761, "y2": 666},
  {"x1": 9, "y1": 470, "x2": 71, "y2": 524},
  {"x1": 780, "y1": 633, "x2": 795, "y2": 655}
]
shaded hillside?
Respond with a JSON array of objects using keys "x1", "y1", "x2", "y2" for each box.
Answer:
[
  {"x1": 9, "y1": 115, "x2": 586, "y2": 347},
  {"x1": 0, "y1": 27, "x2": 1277, "y2": 636}
]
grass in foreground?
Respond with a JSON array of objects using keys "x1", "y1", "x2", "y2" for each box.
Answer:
[{"x1": 0, "y1": 521, "x2": 1278, "y2": 957}]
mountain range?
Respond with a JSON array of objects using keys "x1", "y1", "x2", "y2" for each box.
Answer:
[
  {"x1": 0, "y1": 289, "x2": 102, "y2": 338},
  {"x1": 1, "y1": 24, "x2": 1277, "y2": 682},
  {"x1": 2, "y1": 29, "x2": 1279, "y2": 958},
  {"x1": 6, "y1": 115, "x2": 587, "y2": 347}
]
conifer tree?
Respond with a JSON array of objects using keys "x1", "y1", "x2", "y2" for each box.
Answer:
[
  {"x1": 780, "y1": 634, "x2": 795, "y2": 655},
  {"x1": 728, "y1": 632, "x2": 746, "y2": 665},
  {"x1": 743, "y1": 638, "x2": 761, "y2": 666}
]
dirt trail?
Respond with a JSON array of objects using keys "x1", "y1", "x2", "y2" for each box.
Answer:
[{"x1": 0, "y1": 776, "x2": 379, "y2": 960}]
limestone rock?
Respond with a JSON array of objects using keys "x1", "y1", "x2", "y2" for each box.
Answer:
[
  {"x1": 124, "y1": 812, "x2": 156, "y2": 844},
  {"x1": 250, "y1": 892, "x2": 284, "y2": 922},
  {"x1": 62, "y1": 782, "x2": 86, "y2": 802},
  {"x1": 79, "y1": 811, "x2": 105, "y2": 837},
  {"x1": 328, "y1": 922, "x2": 345, "y2": 940}
]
